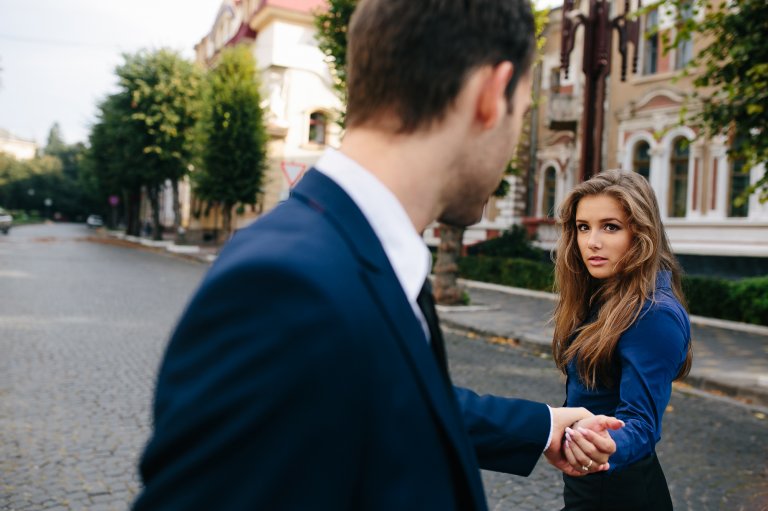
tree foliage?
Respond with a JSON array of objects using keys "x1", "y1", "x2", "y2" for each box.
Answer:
[
  {"x1": 116, "y1": 49, "x2": 202, "y2": 237},
  {"x1": 194, "y1": 45, "x2": 268, "y2": 239},
  {"x1": 656, "y1": 0, "x2": 768, "y2": 201},
  {"x1": 314, "y1": 0, "x2": 355, "y2": 127},
  {"x1": 0, "y1": 124, "x2": 92, "y2": 220},
  {"x1": 85, "y1": 49, "x2": 202, "y2": 236}
]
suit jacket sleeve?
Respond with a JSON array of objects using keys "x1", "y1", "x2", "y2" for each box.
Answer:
[{"x1": 455, "y1": 386, "x2": 551, "y2": 476}]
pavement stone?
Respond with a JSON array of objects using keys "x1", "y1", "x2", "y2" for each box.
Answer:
[{"x1": 2, "y1": 224, "x2": 767, "y2": 510}]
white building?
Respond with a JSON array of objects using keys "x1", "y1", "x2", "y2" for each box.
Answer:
[
  {"x1": 183, "y1": 0, "x2": 341, "y2": 241},
  {"x1": 0, "y1": 129, "x2": 38, "y2": 160}
]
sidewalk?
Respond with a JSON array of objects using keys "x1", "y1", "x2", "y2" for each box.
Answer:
[
  {"x1": 438, "y1": 279, "x2": 768, "y2": 410},
  {"x1": 99, "y1": 229, "x2": 768, "y2": 410}
]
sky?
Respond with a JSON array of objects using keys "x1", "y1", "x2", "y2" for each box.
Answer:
[
  {"x1": 0, "y1": 0, "x2": 563, "y2": 147},
  {"x1": 0, "y1": 0, "x2": 224, "y2": 146}
]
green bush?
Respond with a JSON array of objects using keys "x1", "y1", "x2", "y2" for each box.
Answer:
[
  {"x1": 729, "y1": 276, "x2": 768, "y2": 326},
  {"x1": 459, "y1": 256, "x2": 555, "y2": 292},
  {"x1": 466, "y1": 225, "x2": 548, "y2": 262},
  {"x1": 682, "y1": 276, "x2": 739, "y2": 320},
  {"x1": 459, "y1": 255, "x2": 768, "y2": 326}
]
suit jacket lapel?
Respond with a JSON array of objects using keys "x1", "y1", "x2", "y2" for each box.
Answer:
[{"x1": 291, "y1": 170, "x2": 486, "y2": 506}]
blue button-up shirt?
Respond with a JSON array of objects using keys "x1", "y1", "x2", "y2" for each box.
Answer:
[{"x1": 565, "y1": 271, "x2": 691, "y2": 471}]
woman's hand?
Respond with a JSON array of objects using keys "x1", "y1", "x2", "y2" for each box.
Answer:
[{"x1": 563, "y1": 415, "x2": 625, "y2": 475}]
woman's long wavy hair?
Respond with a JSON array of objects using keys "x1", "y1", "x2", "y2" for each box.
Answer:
[{"x1": 552, "y1": 169, "x2": 692, "y2": 388}]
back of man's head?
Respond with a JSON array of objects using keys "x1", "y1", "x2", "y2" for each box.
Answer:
[{"x1": 346, "y1": 0, "x2": 536, "y2": 134}]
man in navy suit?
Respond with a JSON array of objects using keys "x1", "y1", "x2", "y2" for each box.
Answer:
[{"x1": 133, "y1": 1, "x2": 622, "y2": 509}]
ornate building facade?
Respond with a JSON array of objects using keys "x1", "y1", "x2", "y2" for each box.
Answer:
[
  {"x1": 526, "y1": 2, "x2": 768, "y2": 277},
  {"x1": 182, "y1": 0, "x2": 341, "y2": 242}
]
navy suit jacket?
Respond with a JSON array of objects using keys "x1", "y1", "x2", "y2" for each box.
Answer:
[{"x1": 134, "y1": 170, "x2": 550, "y2": 511}]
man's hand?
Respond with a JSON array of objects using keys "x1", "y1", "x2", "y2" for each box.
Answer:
[{"x1": 544, "y1": 408, "x2": 624, "y2": 477}]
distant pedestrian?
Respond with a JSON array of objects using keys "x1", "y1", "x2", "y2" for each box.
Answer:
[{"x1": 551, "y1": 169, "x2": 693, "y2": 510}]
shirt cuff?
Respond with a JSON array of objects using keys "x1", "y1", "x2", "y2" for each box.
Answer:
[{"x1": 543, "y1": 405, "x2": 554, "y2": 452}]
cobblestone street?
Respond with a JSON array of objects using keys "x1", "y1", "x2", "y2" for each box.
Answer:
[{"x1": 2, "y1": 224, "x2": 767, "y2": 510}]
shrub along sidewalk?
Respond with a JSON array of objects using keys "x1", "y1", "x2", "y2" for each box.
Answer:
[{"x1": 458, "y1": 255, "x2": 768, "y2": 327}]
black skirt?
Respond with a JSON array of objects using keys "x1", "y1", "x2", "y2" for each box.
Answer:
[{"x1": 562, "y1": 453, "x2": 673, "y2": 511}]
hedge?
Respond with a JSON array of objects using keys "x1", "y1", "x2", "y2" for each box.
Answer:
[
  {"x1": 458, "y1": 256, "x2": 555, "y2": 293},
  {"x1": 458, "y1": 255, "x2": 768, "y2": 327}
]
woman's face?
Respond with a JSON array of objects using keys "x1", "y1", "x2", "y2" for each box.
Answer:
[{"x1": 575, "y1": 194, "x2": 633, "y2": 279}]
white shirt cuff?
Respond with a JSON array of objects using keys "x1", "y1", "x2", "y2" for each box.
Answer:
[{"x1": 543, "y1": 405, "x2": 554, "y2": 452}]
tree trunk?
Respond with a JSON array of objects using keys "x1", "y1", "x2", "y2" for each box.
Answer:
[
  {"x1": 171, "y1": 179, "x2": 182, "y2": 240},
  {"x1": 148, "y1": 185, "x2": 162, "y2": 241},
  {"x1": 221, "y1": 203, "x2": 233, "y2": 242},
  {"x1": 124, "y1": 187, "x2": 142, "y2": 237},
  {"x1": 433, "y1": 223, "x2": 466, "y2": 305}
]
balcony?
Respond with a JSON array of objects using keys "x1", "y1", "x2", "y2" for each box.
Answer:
[{"x1": 547, "y1": 93, "x2": 579, "y2": 131}]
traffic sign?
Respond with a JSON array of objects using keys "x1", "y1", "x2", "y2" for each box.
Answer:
[{"x1": 281, "y1": 161, "x2": 307, "y2": 187}]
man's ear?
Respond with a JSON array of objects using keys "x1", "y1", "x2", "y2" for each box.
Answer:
[{"x1": 476, "y1": 61, "x2": 514, "y2": 130}]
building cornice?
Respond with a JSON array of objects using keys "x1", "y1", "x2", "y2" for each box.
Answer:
[{"x1": 249, "y1": 6, "x2": 316, "y2": 32}]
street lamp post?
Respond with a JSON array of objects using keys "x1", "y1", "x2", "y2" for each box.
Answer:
[{"x1": 561, "y1": 0, "x2": 641, "y2": 181}]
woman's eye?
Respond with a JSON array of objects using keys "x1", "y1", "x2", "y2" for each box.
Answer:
[
  {"x1": 577, "y1": 224, "x2": 588, "y2": 232},
  {"x1": 604, "y1": 224, "x2": 620, "y2": 232}
]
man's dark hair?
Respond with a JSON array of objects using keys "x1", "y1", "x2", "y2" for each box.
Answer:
[{"x1": 346, "y1": 0, "x2": 536, "y2": 133}]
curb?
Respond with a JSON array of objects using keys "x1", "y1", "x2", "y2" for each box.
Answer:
[
  {"x1": 102, "y1": 230, "x2": 218, "y2": 264},
  {"x1": 442, "y1": 317, "x2": 768, "y2": 410},
  {"x1": 458, "y1": 278, "x2": 768, "y2": 336},
  {"x1": 450, "y1": 278, "x2": 768, "y2": 410}
]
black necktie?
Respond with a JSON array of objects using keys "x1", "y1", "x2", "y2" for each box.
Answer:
[{"x1": 416, "y1": 279, "x2": 450, "y2": 381}]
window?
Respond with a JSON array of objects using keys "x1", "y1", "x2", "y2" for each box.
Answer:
[
  {"x1": 308, "y1": 111, "x2": 327, "y2": 145},
  {"x1": 728, "y1": 157, "x2": 750, "y2": 218},
  {"x1": 543, "y1": 166, "x2": 557, "y2": 217},
  {"x1": 633, "y1": 141, "x2": 651, "y2": 180},
  {"x1": 643, "y1": 10, "x2": 659, "y2": 75},
  {"x1": 675, "y1": 1, "x2": 694, "y2": 70},
  {"x1": 550, "y1": 67, "x2": 561, "y2": 92},
  {"x1": 669, "y1": 137, "x2": 689, "y2": 217}
]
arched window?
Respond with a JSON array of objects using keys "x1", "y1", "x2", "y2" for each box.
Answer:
[
  {"x1": 728, "y1": 157, "x2": 749, "y2": 218},
  {"x1": 543, "y1": 166, "x2": 557, "y2": 217},
  {"x1": 308, "y1": 111, "x2": 328, "y2": 145},
  {"x1": 632, "y1": 141, "x2": 651, "y2": 180},
  {"x1": 669, "y1": 137, "x2": 689, "y2": 217}
]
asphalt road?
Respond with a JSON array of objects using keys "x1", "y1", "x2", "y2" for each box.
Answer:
[{"x1": 1, "y1": 223, "x2": 766, "y2": 510}]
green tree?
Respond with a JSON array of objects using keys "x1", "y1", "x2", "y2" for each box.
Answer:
[
  {"x1": 314, "y1": 0, "x2": 549, "y2": 304},
  {"x1": 656, "y1": 0, "x2": 768, "y2": 202},
  {"x1": 114, "y1": 49, "x2": 202, "y2": 239},
  {"x1": 44, "y1": 123, "x2": 67, "y2": 157},
  {"x1": 194, "y1": 45, "x2": 268, "y2": 240},
  {"x1": 0, "y1": 124, "x2": 91, "y2": 221},
  {"x1": 85, "y1": 93, "x2": 148, "y2": 233},
  {"x1": 315, "y1": 0, "x2": 355, "y2": 128}
]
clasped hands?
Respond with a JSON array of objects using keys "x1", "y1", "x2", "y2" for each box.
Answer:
[{"x1": 544, "y1": 407, "x2": 624, "y2": 477}]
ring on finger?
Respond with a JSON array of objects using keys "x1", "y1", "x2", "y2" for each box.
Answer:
[{"x1": 580, "y1": 459, "x2": 594, "y2": 472}]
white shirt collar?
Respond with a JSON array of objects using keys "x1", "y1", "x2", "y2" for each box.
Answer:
[{"x1": 314, "y1": 148, "x2": 431, "y2": 305}]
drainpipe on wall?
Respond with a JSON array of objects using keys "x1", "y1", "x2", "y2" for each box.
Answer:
[{"x1": 527, "y1": 61, "x2": 543, "y2": 218}]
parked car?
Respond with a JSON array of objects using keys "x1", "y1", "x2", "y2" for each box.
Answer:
[
  {"x1": 86, "y1": 214, "x2": 104, "y2": 229},
  {"x1": 0, "y1": 208, "x2": 12, "y2": 234}
]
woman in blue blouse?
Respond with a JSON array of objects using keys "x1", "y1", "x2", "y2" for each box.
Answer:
[{"x1": 551, "y1": 169, "x2": 692, "y2": 510}]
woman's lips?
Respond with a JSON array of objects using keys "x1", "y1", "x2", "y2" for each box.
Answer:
[{"x1": 588, "y1": 257, "x2": 608, "y2": 266}]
